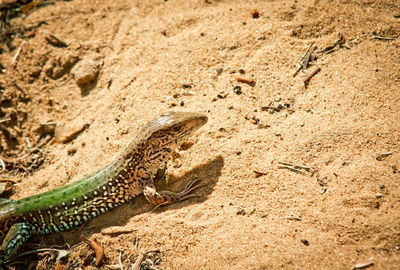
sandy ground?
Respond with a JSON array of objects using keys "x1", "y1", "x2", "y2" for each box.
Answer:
[{"x1": 1, "y1": 0, "x2": 400, "y2": 269}]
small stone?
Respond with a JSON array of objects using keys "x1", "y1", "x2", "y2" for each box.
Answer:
[
  {"x1": 233, "y1": 86, "x2": 242, "y2": 95},
  {"x1": 236, "y1": 207, "x2": 246, "y2": 215},
  {"x1": 71, "y1": 58, "x2": 99, "y2": 85},
  {"x1": 300, "y1": 239, "x2": 309, "y2": 246},
  {"x1": 67, "y1": 147, "x2": 77, "y2": 156},
  {"x1": 217, "y1": 91, "x2": 228, "y2": 99},
  {"x1": 251, "y1": 9, "x2": 260, "y2": 18},
  {"x1": 181, "y1": 83, "x2": 192, "y2": 89},
  {"x1": 29, "y1": 67, "x2": 42, "y2": 78}
]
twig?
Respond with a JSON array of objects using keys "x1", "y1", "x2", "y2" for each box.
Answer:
[
  {"x1": 0, "y1": 158, "x2": 5, "y2": 171},
  {"x1": 344, "y1": 35, "x2": 364, "y2": 49},
  {"x1": 261, "y1": 105, "x2": 281, "y2": 112},
  {"x1": 11, "y1": 43, "x2": 24, "y2": 66},
  {"x1": 282, "y1": 212, "x2": 302, "y2": 221},
  {"x1": 371, "y1": 35, "x2": 398, "y2": 41},
  {"x1": 278, "y1": 161, "x2": 314, "y2": 174},
  {"x1": 0, "y1": 117, "x2": 11, "y2": 123},
  {"x1": 376, "y1": 151, "x2": 392, "y2": 161},
  {"x1": 13, "y1": 248, "x2": 69, "y2": 262},
  {"x1": 40, "y1": 122, "x2": 58, "y2": 126},
  {"x1": 303, "y1": 66, "x2": 321, "y2": 86},
  {"x1": 118, "y1": 250, "x2": 124, "y2": 270},
  {"x1": 131, "y1": 252, "x2": 145, "y2": 270},
  {"x1": 278, "y1": 165, "x2": 304, "y2": 174},
  {"x1": 15, "y1": 134, "x2": 52, "y2": 161},
  {"x1": 352, "y1": 257, "x2": 374, "y2": 269},
  {"x1": 278, "y1": 161, "x2": 311, "y2": 171},
  {"x1": 232, "y1": 75, "x2": 255, "y2": 85},
  {"x1": 25, "y1": 138, "x2": 32, "y2": 148},
  {"x1": 293, "y1": 41, "x2": 315, "y2": 77},
  {"x1": 133, "y1": 235, "x2": 139, "y2": 249},
  {"x1": 0, "y1": 155, "x2": 17, "y2": 164}
]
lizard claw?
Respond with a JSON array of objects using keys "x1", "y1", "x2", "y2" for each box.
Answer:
[{"x1": 177, "y1": 179, "x2": 203, "y2": 201}]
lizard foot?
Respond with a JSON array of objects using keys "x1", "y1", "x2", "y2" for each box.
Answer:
[{"x1": 143, "y1": 179, "x2": 203, "y2": 207}]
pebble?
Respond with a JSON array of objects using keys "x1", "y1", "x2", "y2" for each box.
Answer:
[{"x1": 71, "y1": 58, "x2": 99, "y2": 85}]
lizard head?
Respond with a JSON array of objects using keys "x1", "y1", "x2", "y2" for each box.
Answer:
[
  {"x1": 146, "y1": 111, "x2": 208, "y2": 147},
  {"x1": 130, "y1": 111, "x2": 208, "y2": 175},
  {"x1": 117, "y1": 111, "x2": 208, "y2": 182}
]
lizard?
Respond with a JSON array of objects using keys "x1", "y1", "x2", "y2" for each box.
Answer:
[{"x1": 0, "y1": 111, "x2": 208, "y2": 265}]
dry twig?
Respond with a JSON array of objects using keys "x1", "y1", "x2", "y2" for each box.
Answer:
[
  {"x1": 11, "y1": 41, "x2": 25, "y2": 66},
  {"x1": 371, "y1": 35, "x2": 398, "y2": 41},
  {"x1": 278, "y1": 161, "x2": 313, "y2": 174},
  {"x1": 303, "y1": 66, "x2": 321, "y2": 87},
  {"x1": 131, "y1": 252, "x2": 145, "y2": 270},
  {"x1": 352, "y1": 257, "x2": 374, "y2": 270},
  {"x1": 0, "y1": 116, "x2": 11, "y2": 123},
  {"x1": 282, "y1": 212, "x2": 302, "y2": 221},
  {"x1": 232, "y1": 75, "x2": 255, "y2": 85}
]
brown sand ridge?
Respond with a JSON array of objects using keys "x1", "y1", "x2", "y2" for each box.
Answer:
[{"x1": 1, "y1": 0, "x2": 400, "y2": 269}]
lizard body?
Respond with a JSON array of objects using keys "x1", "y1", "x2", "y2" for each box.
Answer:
[{"x1": 0, "y1": 111, "x2": 208, "y2": 264}]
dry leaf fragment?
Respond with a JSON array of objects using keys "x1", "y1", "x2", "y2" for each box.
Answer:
[
  {"x1": 81, "y1": 235, "x2": 104, "y2": 267},
  {"x1": 253, "y1": 170, "x2": 268, "y2": 178},
  {"x1": 45, "y1": 33, "x2": 68, "y2": 47}
]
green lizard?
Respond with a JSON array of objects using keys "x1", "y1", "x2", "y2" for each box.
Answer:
[{"x1": 0, "y1": 111, "x2": 208, "y2": 265}]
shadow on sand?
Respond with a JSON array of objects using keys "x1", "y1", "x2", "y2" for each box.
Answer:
[{"x1": 30, "y1": 155, "x2": 224, "y2": 248}]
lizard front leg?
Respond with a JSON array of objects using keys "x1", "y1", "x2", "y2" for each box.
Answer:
[
  {"x1": 143, "y1": 179, "x2": 202, "y2": 206},
  {"x1": 0, "y1": 222, "x2": 35, "y2": 264}
]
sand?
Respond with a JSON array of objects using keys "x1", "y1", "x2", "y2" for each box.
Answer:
[{"x1": 1, "y1": 0, "x2": 400, "y2": 269}]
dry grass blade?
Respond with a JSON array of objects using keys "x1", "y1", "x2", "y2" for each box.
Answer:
[{"x1": 13, "y1": 248, "x2": 69, "y2": 262}]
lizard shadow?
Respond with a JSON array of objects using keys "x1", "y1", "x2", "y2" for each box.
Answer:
[{"x1": 32, "y1": 155, "x2": 224, "y2": 248}]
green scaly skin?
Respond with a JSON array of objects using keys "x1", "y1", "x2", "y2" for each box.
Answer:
[{"x1": 0, "y1": 111, "x2": 208, "y2": 265}]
